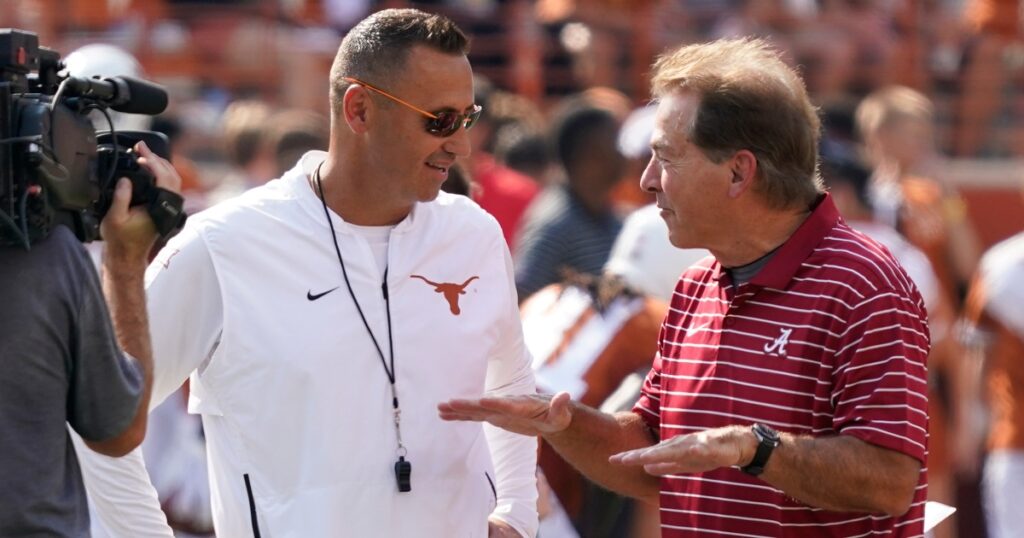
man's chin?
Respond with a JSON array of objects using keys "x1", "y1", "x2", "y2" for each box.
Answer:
[{"x1": 667, "y1": 229, "x2": 693, "y2": 250}]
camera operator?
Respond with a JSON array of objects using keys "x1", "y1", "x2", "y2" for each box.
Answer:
[{"x1": 0, "y1": 141, "x2": 181, "y2": 536}]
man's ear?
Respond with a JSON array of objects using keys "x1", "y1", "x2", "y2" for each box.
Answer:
[
  {"x1": 727, "y1": 149, "x2": 758, "y2": 198},
  {"x1": 342, "y1": 85, "x2": 371, "y2": 135}
]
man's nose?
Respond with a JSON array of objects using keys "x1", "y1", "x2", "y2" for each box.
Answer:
[
  {"x1": 639, "y1": 156, "x2": 660, "y2": 193},
  {"x1": 443, "y1": 125, "x2": 472, "y2": 158}
]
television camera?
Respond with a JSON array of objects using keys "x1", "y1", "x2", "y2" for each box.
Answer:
[{"x1": 0, "y1": 29, "x2": 185, "y2": 249}]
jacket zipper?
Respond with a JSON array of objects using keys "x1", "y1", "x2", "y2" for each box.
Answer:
[
  {"x1": 484, "y1": 471, "x2": 497, "y2": 505},
  {"x1": 244, "y1": 474, "x2": 262, "y2": 538}
]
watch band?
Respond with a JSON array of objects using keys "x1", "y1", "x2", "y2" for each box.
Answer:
[{"x1": 741, "y1": 423, "x2": 781, "y2": 476}]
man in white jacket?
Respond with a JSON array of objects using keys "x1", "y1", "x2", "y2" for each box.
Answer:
[{"x1": 80, "y1": 9, "x2": 538, "y2": 537}]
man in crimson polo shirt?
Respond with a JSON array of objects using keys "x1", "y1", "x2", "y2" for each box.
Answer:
[{"x1": 440, "y1": 38, "x2": 928, "y2": 537}]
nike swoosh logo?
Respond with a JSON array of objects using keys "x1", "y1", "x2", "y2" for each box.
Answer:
[
  {"x1": 307, "y1": 287, "x2": 339, "y2": 301},
  {"x1": 685, "y1": 320, "x2": 712, "y2": 338}
]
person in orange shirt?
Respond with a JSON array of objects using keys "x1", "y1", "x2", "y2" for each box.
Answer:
[
  {"x1": 856, "y1": 86, "x2": 982, "y2": 304},
  {"x1": 959, "y1": 218, "x2": 1024, "y2": 538}
]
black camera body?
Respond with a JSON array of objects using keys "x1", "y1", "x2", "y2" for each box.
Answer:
[{"x1": 0, "y1": 29, "x2": 185, "y2": 248}]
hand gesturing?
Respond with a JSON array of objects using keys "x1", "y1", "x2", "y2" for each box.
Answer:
[{"x1": 438, "y1": 392, "x2": 573, "y2": 437}]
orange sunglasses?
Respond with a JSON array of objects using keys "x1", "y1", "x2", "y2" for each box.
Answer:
[{"x1": 343, "y1": 76, "x2": 482, "y2": 138}]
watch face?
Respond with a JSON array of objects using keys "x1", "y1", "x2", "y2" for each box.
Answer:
[
  {"x1": 754, "y1": 423, "x2": 781, "y2": 444},
  {"x1": 743, "y1": 423, "x2": 781, "y2": 476}
]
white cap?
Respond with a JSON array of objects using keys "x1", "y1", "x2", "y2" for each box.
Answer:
[
  {"x1": 617, "y1": 105, "x2": 657, "y2": 160},
  {"x1": 605, "y1": 204, "x2": 709, "y2": 301},
  {"x1": 64, "y1": 44, "x2": 152, "y2": 131}
]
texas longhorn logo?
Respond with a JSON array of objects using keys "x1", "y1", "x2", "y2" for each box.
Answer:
[{"x1": 410, "y1": 275, "x2": 479, "y2": 315}]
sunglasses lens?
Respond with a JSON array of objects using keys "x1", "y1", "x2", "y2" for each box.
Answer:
[
  {"x1": 425, "y1": 106, "x2": 483, "y2": 137},
  {"x1": 464, "y1": 107, "x2": 482, "y2": 131},
  {"x1": 427, "y1": 112, "x2": 460, "y2": 137}
]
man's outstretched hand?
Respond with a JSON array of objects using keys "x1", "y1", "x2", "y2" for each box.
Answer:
[
  {"x1": 608, "y1": 425, "x2": 755, "y2": 476},
  {"x1": 438, "y1": 392, "x2": 573, "y2": 437}
]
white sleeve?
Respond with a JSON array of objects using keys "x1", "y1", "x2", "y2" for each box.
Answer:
[
  {"x1": 142, "y1": 390, "x2": 214, "y2": 532},
  {"x1": 74, "y1": 432, "x2": 174, "y2": 538},
  {"x1": 981, "y1": 239, "x2": 1024, "y2": 340},
  {"x1": 80, "y1": 222, "x2": 224, "y2": 535},
  {"x1": 484, "y1": 238, "x2": 539, "y2": 538},
  {"x1": 144, "y1": 223, "x2": 225, "y2": 410}
]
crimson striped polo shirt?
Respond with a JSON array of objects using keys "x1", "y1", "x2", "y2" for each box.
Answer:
[{"x1": 634, "y1": 194, "x2": 929, "y2": 537}]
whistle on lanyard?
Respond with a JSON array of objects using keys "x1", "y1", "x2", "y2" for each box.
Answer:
[{"x1": 395, "y1": 457, "x2": 412, "y2": 492}]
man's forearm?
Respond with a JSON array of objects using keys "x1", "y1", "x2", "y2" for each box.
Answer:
[
  {"x1": 545, "y1": 405, "x2": 660, "y2": 504},
  {"x1": 760, "y1": 433, "x2": 920, "y2": 517},
  {"x1": 98, "y1": 254, "x2": 154, "y2": 445}
]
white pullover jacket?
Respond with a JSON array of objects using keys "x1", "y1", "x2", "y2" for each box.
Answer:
[{"x1": 81, "y1": 152, "x2": 539, "y2": 537}]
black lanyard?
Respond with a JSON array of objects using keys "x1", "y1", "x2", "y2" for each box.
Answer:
[{"x1": 313, "y1": 163, "x2": 411, "y2": 492}]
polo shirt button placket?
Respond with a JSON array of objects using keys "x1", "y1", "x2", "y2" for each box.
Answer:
[{"x1": 726, "y1": 294, "x2": 742, "y2": 328}]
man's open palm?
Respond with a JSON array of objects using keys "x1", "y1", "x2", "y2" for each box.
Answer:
[{"x1": 438, "y1": 392, "x2": 573, "y2": 436}]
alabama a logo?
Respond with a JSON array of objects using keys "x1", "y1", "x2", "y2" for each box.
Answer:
[{"x1": 763, "y1": 327, "x2": 793, "y2": 357}]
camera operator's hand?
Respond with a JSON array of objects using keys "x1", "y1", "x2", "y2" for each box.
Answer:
[
  {"x1": 88, "y1": 141, "x2": 182, "y2": 457},
  {"x1": 100, "y1": 141, "x2": 182, "y2": 265}
]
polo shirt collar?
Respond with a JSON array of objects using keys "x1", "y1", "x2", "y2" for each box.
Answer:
[
  {"x1": 749, "y1": 193, "x2": 839, "y2": 289},
  {"x1": 711, "y1": 193, "x2": 839, "y2": 287}
]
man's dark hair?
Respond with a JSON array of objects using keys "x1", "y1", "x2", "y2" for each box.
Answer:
[
  {"x1": 494, "y1": 123, "x2": 550, "y2": 177},
  {"x1": 819, "y1": 139, "x2": 873, "y2": 211},
  {"x1": 551, "y1": 104, "x2": 617, "y2": 172},
  {"x1": 267, "y1": 109, "x2": 330, "y2": 177},
  {"x1": 329, "y1": 9, "x2": 470, "y2": 113}
]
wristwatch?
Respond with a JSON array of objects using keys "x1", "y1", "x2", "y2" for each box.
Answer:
[{"x1": 741, "y1": 423, "x2": 781, "y2": 476}]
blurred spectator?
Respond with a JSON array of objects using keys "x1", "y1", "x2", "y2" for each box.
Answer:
[
  {"x1": 466, "y1": 77, "x2": 542, "y2": 252},
  {"x1": 324, "y1": 0, "x2": 372, "y2": 30},
  {"x1": 820, "y1": 97, "x2": 861, "y2": 144},
  {"x1": 535, "y1": 0, "x2": 657, "y2": 92},
  {"x1": 211, "y1": 106, "x2": 329, "y2": 204},
  {"x1": 580, "y1": 86, "x2": 632, "y2": 122},
  {"x1": 493, "y1": 122, "x2": 553, "y2": 183},
  {"x1": 521, "y1": 204, "x2": 707, "y2": 537},
  {"x1": 856, "y1": 85, "x2": 982, "y2": 304},
  {"x1": 959, "y1": 187, "x2": 1024, "y2": 537},
  {"x1": 152, "y1": 115, "x2": 206, "y2": 212},
  {"x1": 579, "y1": 86, "x2": 650, "y2": 212},
  {"x1": 816, "y1": 0, "x2": 899, "y2": 93},
  {"x1": 513, "y1": 102, "x2": 625, "y2": 299},
  {"x1": 472, "y1": 77, "x2": 547, "y2": 154},
  {"x1": 956, "y1": 0, "x2": 1024, "y2": 156},
  {"x1": 263, "y1": 108, "x2": 330, "y2": 178},
  {"x1": 613, "y1": 105, "x2": 658, "y2": 214},
  {"x1": 207, "y1": 99, "x2": 276, "y2": 205},
  {"x1": 711, "y1": 0, "x2": 860, "y2": 101}
]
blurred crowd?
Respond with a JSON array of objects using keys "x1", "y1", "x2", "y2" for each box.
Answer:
[{"x1": 4, "y1": 0, "x2": 1024, "y2": 537}]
